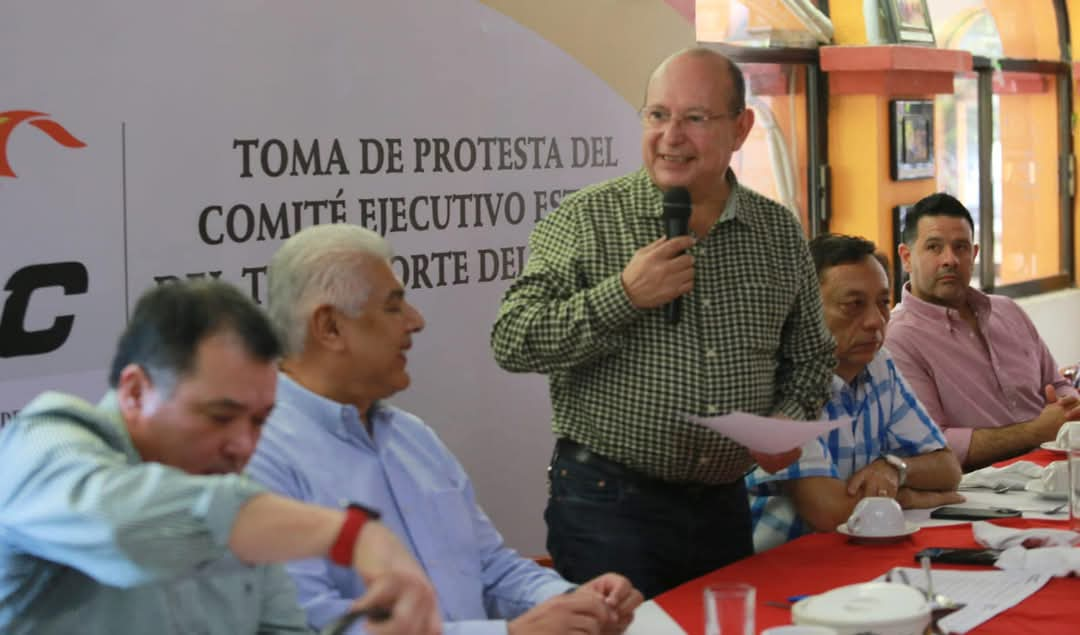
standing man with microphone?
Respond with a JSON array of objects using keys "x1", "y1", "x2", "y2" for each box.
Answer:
[{"x1": 491, "y1": 47, "x2": 834, "y2": 597}]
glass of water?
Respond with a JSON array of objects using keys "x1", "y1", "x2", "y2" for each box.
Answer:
[
  {"x1": 1069, "y1": 425, "x2": 1080, "y2": 531},
  {"x1": 704, "y1": 583, "x2": 755, "y2": 635}
]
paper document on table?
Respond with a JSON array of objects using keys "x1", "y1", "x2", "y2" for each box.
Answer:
[
  {"x1": 688, "y1": 412, "x2": 849, "y2": 454},
  {"x1": 879, "y1": 567, "x2": 1051, "y2": 634},
  {"x1": 624, "y1": 600, "x2": 686, "y2": 635}
]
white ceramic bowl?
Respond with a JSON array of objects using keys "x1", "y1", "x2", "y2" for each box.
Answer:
[
  {"x1": 761, "y1": 626, "x2": 838, "y2": 635},
  {"x1": 791, "y1": 582, "x2": 930, "y2": 635}
]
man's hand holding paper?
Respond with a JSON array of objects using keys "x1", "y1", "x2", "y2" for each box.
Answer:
[{"x1": 689, "y1": 412, "x2": 850, "y2": 455}]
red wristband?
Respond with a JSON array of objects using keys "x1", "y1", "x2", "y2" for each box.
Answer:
[{"x1": 329, "y1": 504, "x2": 380, "y2": 566}]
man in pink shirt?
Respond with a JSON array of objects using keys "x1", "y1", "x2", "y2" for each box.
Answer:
[{"x1": 885, "y1": 192, "x2": 1080, "y2": 470}]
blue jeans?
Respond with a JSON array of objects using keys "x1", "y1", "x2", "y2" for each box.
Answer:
[{"x1": 544, "y1": 439, "x2": 753, "y2": 599}]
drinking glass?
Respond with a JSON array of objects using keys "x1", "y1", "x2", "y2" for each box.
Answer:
[
  {"x1": 704, "y1": 583, "x2": 755, "y2": 635},
  {"x1": 1068, "y1": 426, "x2": 1080, "y2": 531}
]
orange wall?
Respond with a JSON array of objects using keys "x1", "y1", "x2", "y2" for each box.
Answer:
[
  {"x1": 829, "y1": 93, "x2": 938, "y2": 266},
  {"x1": 825, "y1": 2, "x2": 939, "y2": 272},
  {"x1": 829, "y1": 1, "x2": 1070, "y2": 286}
]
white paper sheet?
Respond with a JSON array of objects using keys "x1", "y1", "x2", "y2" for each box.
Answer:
[
  {"x1": 688, "y1": 412, "x2": 850, "y2": 454},
  {"x1": 625, "y1": 600, "x2": 687, "y2": 635},
  {"x1": 879, "y1": 567, "x2": 1051, "y2": 634}
]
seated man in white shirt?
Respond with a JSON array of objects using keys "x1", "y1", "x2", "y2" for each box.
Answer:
[
  {"x1": 247, "y1": 224, "x2": 643, "y2": 634},
  {"x1": 745, "y1": 234, "x2": 963, "y2": 552}
]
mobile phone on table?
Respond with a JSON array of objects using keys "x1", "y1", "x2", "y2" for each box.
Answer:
[
  {"x1": 914, "y1": 547, "x2": 1002, "y2": 566},
  {"x1": 929, "y1": 505, "x2": 1021, "y2": 520}
]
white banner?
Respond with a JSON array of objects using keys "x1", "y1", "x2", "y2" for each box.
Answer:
[{"x1": 1, "y1": 0, "x2": 692, "y2": 552}]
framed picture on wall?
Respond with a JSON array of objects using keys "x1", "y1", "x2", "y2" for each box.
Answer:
[
  {"x1": 890, "y1": 100, "x2": 934, "y2": 180},
  {"x1": 891, "y1": 204, "x2": 913, "y2": 303},
  {"x1": 881, "y1": 0, "x2": 936, "y2": 45}
]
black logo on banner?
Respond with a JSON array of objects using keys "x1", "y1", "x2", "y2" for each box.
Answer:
[{"x1": 0, "y1": 262, "x2": 89, "y2": 358}]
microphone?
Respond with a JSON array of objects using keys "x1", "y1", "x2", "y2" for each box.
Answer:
[{"x1": 661, "y1": 187, "x2": 691, "y2": 325}]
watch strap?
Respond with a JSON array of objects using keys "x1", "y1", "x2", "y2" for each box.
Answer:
[
  {"x1": 883, "y1": 454, "x2": 908, "y2": 487},
  {"x1": 329, "y1": 503, "x2": 381, "y2": 566}
]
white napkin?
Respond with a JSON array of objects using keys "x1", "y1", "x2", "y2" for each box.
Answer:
[
  {"x1": 625, "y1": 601, "x2": 686, "y2": 635},
  {"x1": 973, "y1": 520, "x2": 1080, "y2": 549},
  {"x1": 1038, "y1": 460, "x2": 1069, "y2": 493},
  {"x1": 995, "y1": 545, "x2": 1080, "y2": 577},
  {"x1": 959, "y1": 461, "x2": 1043, "y2": 490},
  {"x1": 1055, "y1": 421, "x2": 1080, "y2": 448}
]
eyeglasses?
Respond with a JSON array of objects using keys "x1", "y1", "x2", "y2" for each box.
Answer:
[{"x1": 638, "y1": 106, "x2": 742, "y2": 130}]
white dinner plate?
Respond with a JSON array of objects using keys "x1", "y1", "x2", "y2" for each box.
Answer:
[
  {"x1": 836, "y1": 521, "x2": 920, "y2": 543},
  {"x1": 1024, "y1": 480, "x2": 1068, "y2": 500},
  {"x1": 1040, "y1": 442, "x2": 1067, "y2": 454}
]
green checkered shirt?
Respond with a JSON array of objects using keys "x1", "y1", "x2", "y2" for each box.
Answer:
[{"x1": 491, "y1": 168, "x2": 834, "y2": 484}]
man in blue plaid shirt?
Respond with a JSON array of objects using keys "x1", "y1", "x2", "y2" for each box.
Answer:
[{"x1": 746, "y1": 234, "x2": 964, "y2": 552}]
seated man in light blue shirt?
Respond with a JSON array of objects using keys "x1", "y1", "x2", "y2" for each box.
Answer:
[
  {"x1": 746, "y1": 234, "x2": 964, "y2": 553},
  {"x1": 247, "y1": 224, "x2": 643, "y2": 635},
  {"x1": 0, "y1": 280, "x2": 440, "y2": 635}
]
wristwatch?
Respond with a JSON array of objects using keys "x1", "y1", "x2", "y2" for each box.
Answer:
[{"x1": 882, "y1": 454, "x2": 908, "y2": 487}]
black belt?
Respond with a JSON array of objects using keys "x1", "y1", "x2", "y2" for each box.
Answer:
[{"x1": 552, "y1": 438, "x2": 742, "y2": 494}]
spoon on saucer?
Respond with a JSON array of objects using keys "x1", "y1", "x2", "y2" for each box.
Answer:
[
  {"x1": 914, "y1": 558, "x2": 966, "y2": 635},
  {"x1": 920, "y1": 556, "x2": 965, "y2": 614}
]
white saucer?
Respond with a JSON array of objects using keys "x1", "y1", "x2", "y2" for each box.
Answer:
[
  {"x1": 836, "y1": 521, "x2": 919, "y2": 542},
  {"x1": 1040, "y1": 442, "x2": 1067, "y2": 454},
  {"x1": 1024, "y1": 480, "x2": 1068, "y2": 500}
]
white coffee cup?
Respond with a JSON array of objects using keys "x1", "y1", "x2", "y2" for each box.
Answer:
[
  {"x1": 1041, "y1": 461, "x2": 1069, "y2": 493},
  {"x1": 846, "y1": 496, "x2": 905, "y2": 537}
]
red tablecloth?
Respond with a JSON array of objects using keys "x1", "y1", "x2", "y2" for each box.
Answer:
[
  {"x1": 995, "y1": 448, "x2": 1060, "y2": 468},
  {"x1": 652, "y1": 518, "x2": 1078, "y2": 635}
]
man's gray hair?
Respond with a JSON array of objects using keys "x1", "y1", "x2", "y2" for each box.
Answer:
[{"x1": 268, "y1": 224, "x2": 392, "y2": 356}]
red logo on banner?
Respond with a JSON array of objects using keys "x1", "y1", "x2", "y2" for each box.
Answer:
[{"x1": 0, "y1": 110, "x2": 86, "y2": 178}]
